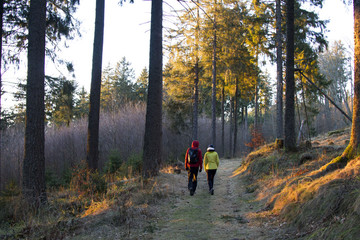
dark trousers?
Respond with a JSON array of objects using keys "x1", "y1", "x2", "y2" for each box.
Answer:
[
  {"x1": 206, "y1": 169, "x2": 217, "y2": 190},
  {"x1": 188, "y1": 167, "x2": 199, "y2": 192}
]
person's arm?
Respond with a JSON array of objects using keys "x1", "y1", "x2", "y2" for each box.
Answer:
[
  {"x1": 204, "y1": 152, "x2": 208, "y2": 171},
  {"x1": 216, "y1": 152, "x2": 220, "y2": 167},
  {"x1": 198, "y1": 149, "x2": 203, "y2": 171},
  {"x1": 185, "y1": 149, "x2": 189, "y2": 170}
]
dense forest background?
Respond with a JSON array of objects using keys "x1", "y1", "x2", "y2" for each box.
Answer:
[{"x1": 0, "y1": 0, "x2": 354, "y2": 191}]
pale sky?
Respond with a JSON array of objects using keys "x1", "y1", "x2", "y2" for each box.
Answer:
[
  {"x1": 319, "y1": 0, "x2": 354, "y2": 49},
  {"x1": 1, "y1": 0, "x2": 355, "y2": 109}
]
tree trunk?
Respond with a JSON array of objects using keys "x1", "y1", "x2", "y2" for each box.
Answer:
[
  {"x1": 254, "y1": 79, "x2": 259, "y2": 131},
  {"x1": 221, "y1": 84, "x2": 225, "y2": 157},
  {"x1": 324, "y1": 94, "x2": 331, "y2": 131},
  {"x1": 87, "y1": 0, "x2": 105, "y2": 170},
  {"x1": 211, "y1": 32, "x2": 217, "y2": 146},
  {"x1": 342, "y1": 90, "x2": 352, "y2": 119},
  {"x1": 193, "y1": 3, "x2": 200, "y2": 140},
  {"x1": 233, "y1": 78, "x2": 239, "y2": 158},
  {"x1": 23, "y1": 0, "x2": 47, "y2": 206},
  {"x1": 342, "y1": 0, "x2": 360, "y2": 160},
  {"x1": 229, "y1": 97, "x2": 233, "y2": 157},
  {"x1": 276, "y1": 0, "x2": 284, "y2": 140},
  {"x1": 0, "y1": 0, "x2": 4, "y2": 190},
  {"x1": 193, "y1": 61, "x2": 199, "y2": 140},
  {"x1": 142, "y1": 0, "x2": 163, "y2": 178},
  {"x1": 322, "y1": 0, "x2": 360, "y2": 172},
  {"x1": 284, "y1": 0, "x2": 296, "y2": 151},
  {"x1": 211, "y1": 1, "x2": 217, "y2": 146},
  {"x1": 241, "y1": 106, "x2": 244, "y2": 150},
  {"x1": 244, "y1": 106, "x2": 249, "y2": 151}
]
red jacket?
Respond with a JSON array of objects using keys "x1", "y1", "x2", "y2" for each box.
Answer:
[{"x1": 185, "y1": 140, "x2": 203, "y2": 170}]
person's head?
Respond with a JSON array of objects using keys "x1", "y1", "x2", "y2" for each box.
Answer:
[
  {"x1": 191, "y1": 140, "x2": 199, "y2": 148},
  {"x1": 207, "y1": 144, "x2": 215, "y2": 152}
]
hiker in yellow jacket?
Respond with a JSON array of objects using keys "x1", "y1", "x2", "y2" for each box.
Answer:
[{"x1": 203, "y1": 144, "x2": 219, "y2": 195}]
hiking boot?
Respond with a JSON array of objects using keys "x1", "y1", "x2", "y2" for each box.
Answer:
[
  {"x1": 190, "y1": 190, "x2": 194, "y2": 196},
  {"x1": 210, "y1": 188, "x2": 214, "y2": 195}
]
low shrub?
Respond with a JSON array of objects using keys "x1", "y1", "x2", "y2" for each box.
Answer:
[
  {"x1": 70, "y1": 161, "x2": 107, "y2": 199},
  {"x1": 104, "y1": 150, "x2": 123, "y2": 174}
]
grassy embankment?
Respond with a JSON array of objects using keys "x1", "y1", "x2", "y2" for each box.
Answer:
[{"x1": 235, "y1": 127, "x2": 360, "y2": 239}]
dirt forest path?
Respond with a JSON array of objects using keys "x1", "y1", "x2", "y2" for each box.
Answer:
[{"x1": 153, "y1": 158, "x2": 281, "y2": 240}]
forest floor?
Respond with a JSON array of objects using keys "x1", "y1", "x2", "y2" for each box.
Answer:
[
  {"x1": 2, "y1": 127, "x2": 360, "y2": 239},
  {"x1": 58, "y1": 159, "x2": 287, "y2": 240}
]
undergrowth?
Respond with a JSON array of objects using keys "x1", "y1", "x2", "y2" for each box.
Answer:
[
  {"x1": 237, "y1": 129, "x2": 360, "y2": 239},
  {"x1": 0, "y1": 153, "x2": 169, "y2": 240}
]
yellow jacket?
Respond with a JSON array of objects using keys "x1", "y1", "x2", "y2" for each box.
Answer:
[{"x1": 204, "y1": 151, "x2": 219, "y2": 171}]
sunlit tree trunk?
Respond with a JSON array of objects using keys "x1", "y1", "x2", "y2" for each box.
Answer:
[
  {"x1": 211, "y1": 32, "x2": 217, "y2": 145},
  {"x1": 87, "y1": 0, "x2": 105, "y2": 170},
  {"x1": 143, "y1": 0, "x2": 163, "y2": 178},
  {"x1": 193, "y1": 3, "x2": 200, "y2": 140},
  {"x1": 276, "y1": 0, "x2": 284, "y2": 140},
  {"x1": 284, "y1": 0, "x2": 296, "y2": 151},
  {"x1": 322, "y1": 0, "x2": 360, "y2": 171},
  {"x1": 193, "y1": 61, "x2": 199, "y2": 140},
  {"x1": 23, "y1": 0, "x2": 47, "y2": 206},
  {"x1": 211, "y1": 0, "x2": 217, "y2": 146},
  {"x1": 341, "y1": 0, "x2": 360, "y2": 160}
]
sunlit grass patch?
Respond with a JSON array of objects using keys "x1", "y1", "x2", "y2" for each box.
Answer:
[{"x1": 81, "y1": 199, "x2": 110, "y2": 218}]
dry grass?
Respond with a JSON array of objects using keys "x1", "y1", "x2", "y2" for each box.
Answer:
[
  {"x1": 1, "y1": 104, "x2": 250, "y2": 190},
  {"x1": 237, "y1": 128, "x2": 360, "y2": 239},
  {"x1": 0, "y1": 164, "x2": 178, "y2": 239}
]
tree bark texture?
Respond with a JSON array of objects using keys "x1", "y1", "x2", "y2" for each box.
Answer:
[
  {"x1": 233, "y1": 78, "x2": 239, "y2": 157},
  {"x1": 87, "y1": 0, "x2": 105, "y2": 170},
  {"x1": 0, "y1": 0, "x2": 4, "y2": 190},
  {"x1": 211, "y1": 24, "x2": 217, "y2": 146},
  {"x1": 254, "y1": 79, "x2": 259, "y2": 131},
  {"x1": 276, "y1": 0, "x2": 284, "y2": 139},
  {"x1": 23, "y1": 0, "x2": 47, "y2": 205},
  {"x1": 229, "y1": 97, "x2": 233, "y2": 156},
  {"x1": 221, "y1": 84, "x2": 225, "y2": 157},
  {"x1": 284, "y1": 0, "x2": 296, "y2": 151},
  {"x1": 343, "y1": 0, "x2": 360, "y2": 158},
  {"x1": 193, "y1": 62, "x2": 199, "y2": 140},
  {"x1": 192, "y1": 3, "x2": 200, "y2": 141},
  {"x1": 142, "y1": 0, "x2": 163, "y2": 178}
]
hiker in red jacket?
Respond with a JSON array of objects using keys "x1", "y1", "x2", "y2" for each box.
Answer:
[{"x1": 185, "y1": 140, "x2": 203, "y2": 196}]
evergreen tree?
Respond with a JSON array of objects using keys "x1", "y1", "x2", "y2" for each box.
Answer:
[
  {"x1": 319, "y1": 41, "x2": 352, "y2": 116},
  {"x1": 336, "y1": 0, "x2": 360, "y2": 165},
  {"x1": 275, "y1": 0, "x2": 284, "y2": 140},
  {"x1": 0, "y1": 0, "x2": 3, "y2": 191},
  {"x1": 143, "y1": 0, "x2": 163, "y2": 178},
  {"x1": 23, "y1": 0, "x2": 47, "y2": 206},
  {"x1": 52, "y1": 79, "x2": 77, "y2": 127},
  {"x1": 2, "y1": 0, "x2": 80, "y2": 67},
  {"x1": 87, "y1": 0, "x2": 105, "y2": 170},
  {"x1": 100, "y1": 58, "x2": 138, "y2": 111},
  {"x1": 284, "y1": 0, "x2": 296, "y2": 151},
  {"x1": 112, "y1": 57, "x2": 136, "y2": 103},
  {"x1": 74, "y1": 86, "x2": 89, "y2": 119},
  {"x1": 135, "y1": 67, "x2": 149, "y2": 102}
]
